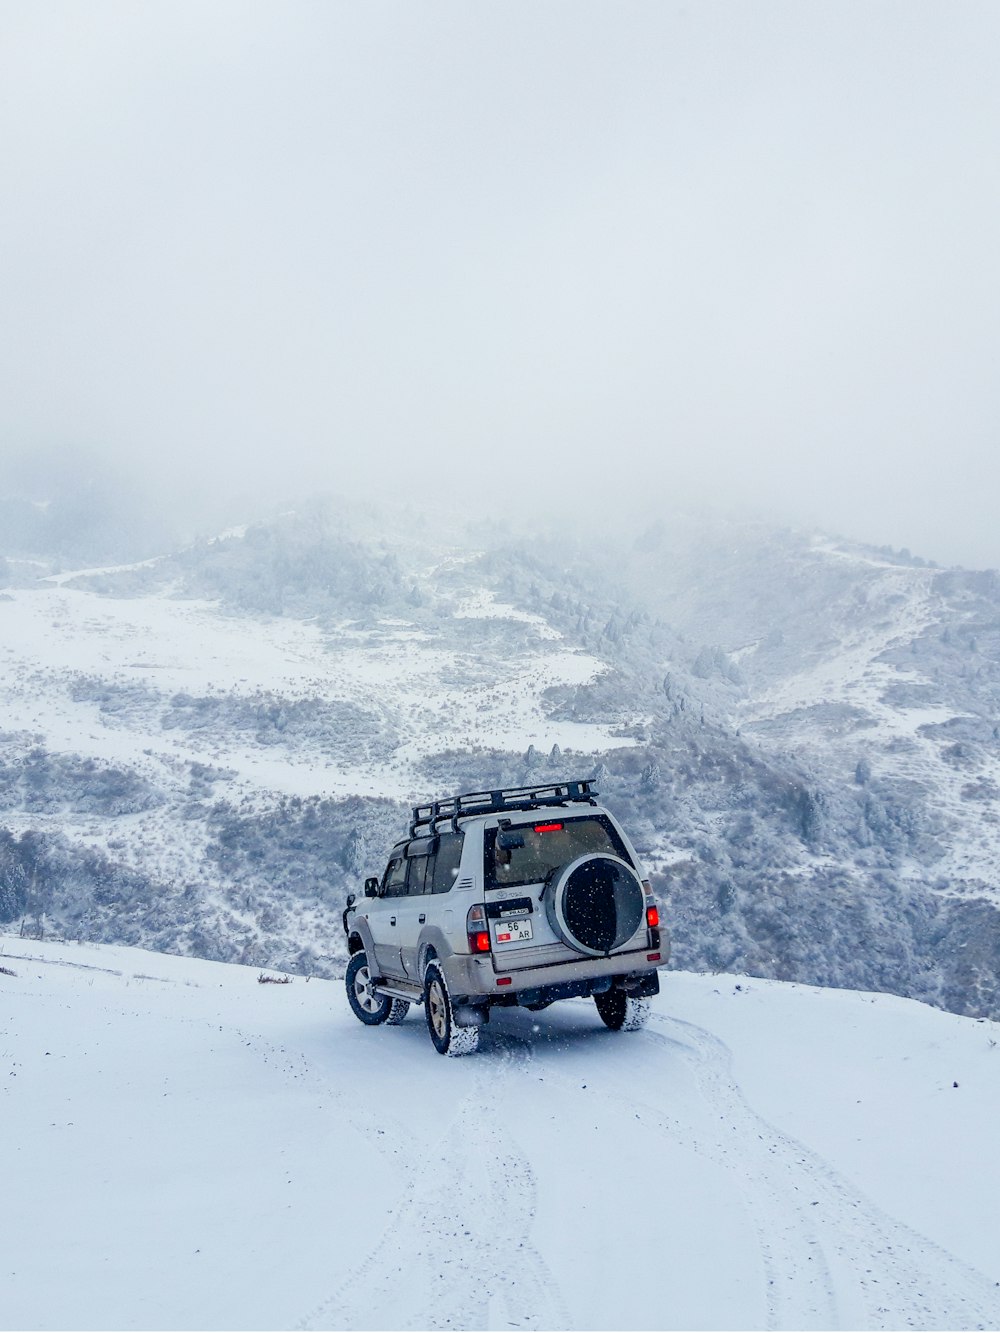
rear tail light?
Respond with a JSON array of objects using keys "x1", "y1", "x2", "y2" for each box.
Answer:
[
  {"x1": 466, "y1": 904, "x2": 491, "y2": 954},
  {"x1": 645, "y1": 896, "x2": 661, "y2": 950}
]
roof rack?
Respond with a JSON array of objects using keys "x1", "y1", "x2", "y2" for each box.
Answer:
[{"x1": 408, "y1": 779, "x2": 599, "y2": 837}]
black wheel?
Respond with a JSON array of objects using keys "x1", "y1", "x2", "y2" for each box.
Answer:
[
  {"x1": 386, "y1": 998, "x2": 410, "y2": 1025},
  {"x1": 424, "y1": 960, "x2": 479, "y2": 1057},
  {"x1": 594, "y1": 989, "x2": 650, "y2": 1032},
  {"x1": 346, "y1": 952, "x2": 393, "y2": 1026}
]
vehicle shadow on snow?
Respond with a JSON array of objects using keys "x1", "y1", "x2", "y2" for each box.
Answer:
[{"x1": 380, "y1": 994, "x2": 663, "y2": 1062}]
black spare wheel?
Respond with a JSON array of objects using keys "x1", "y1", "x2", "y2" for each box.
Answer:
[{"x1": 545, "y1": 854, "x2": 645, "y2": 955}]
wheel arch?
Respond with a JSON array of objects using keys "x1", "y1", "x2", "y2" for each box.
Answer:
[
  {"x1": 416, "y1": 925, "x2": 451, "y2": 982},
  {"x1": 347, "y1": 914, "x2": 378, "y2": 964}
]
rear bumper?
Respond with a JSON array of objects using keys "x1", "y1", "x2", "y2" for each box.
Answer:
[
  {"x1": 443, "y1": 929, "x2": 670, "y2": 1008},
  {"x1": 490, "y1": 967, "x2": 660, "y2": 1014}
]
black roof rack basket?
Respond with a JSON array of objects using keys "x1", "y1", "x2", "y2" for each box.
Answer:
[{"x1": 408, "y1": 779, "x2": 599, "y2": 837}]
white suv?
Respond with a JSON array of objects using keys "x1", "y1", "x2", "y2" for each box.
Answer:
[{"x1": 342, "y1": 781, "x2": 669, "y2": 1055}]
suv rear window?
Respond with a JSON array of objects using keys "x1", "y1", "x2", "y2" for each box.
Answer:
[{"x1": 484, "y1": 816, "x2": 631, "y2": 890}]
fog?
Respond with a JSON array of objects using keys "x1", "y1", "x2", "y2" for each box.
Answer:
[{"x1": 2, "y1": 2, "x2": 999, "y2": 566}]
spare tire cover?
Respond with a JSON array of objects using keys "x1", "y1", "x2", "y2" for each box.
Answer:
[{"x1": 545, "y1": 854, "x2": 645, "y2": 956}]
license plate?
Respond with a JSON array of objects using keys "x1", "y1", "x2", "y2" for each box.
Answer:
[{"x1": 493, "y1": 918, "x2": 533, "y2": 944}]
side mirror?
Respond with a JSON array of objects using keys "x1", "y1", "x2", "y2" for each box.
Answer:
[
  {"x1": 345, "y1": 892, "x2": 356, "y2": 910},
  {"x1": 364, "y1": 877, "x2": 379, "y2": 898}
]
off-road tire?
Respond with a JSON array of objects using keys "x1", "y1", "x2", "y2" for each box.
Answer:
[
  {"x1": 594, "y1": 989, "x2": 650, "y2": 1032},
  {"x1": 424, "y1": 960, "x2": 480, "y2": 1057},
  {"x1": 346, "y1": 952, "x2": 393, "y2": 1026},
  {"x1": 385, "y1": 998, "x2": 410, "y2": 1025}
]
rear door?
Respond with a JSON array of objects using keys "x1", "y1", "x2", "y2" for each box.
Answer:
[
  {"x1": 397, "y1": 831, "x2": 466, "y2": 978},
  {"x1": 397, "y1": 843, "x2": 433, "y2": 980},
  {"x1": 484, "y1": 814, "x2": 643, "y2": 970}
]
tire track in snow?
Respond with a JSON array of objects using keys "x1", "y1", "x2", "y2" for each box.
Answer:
[
  {"x1": 524, "y1": 1013, "x2": 838, "y2": 1331},
  {"x1": 478, "y1": 1029, "x2": 574, "y2": 1333},
  {"x1": 648, "y1": 1010, "x2": 1000, "y2": 1331},
  {"x1": 639, "y1": 1015, "x2": 842, "y2": 1331},
  {"x1": 296, "y1": 1027, "x2": 570, "y2": 1332}
]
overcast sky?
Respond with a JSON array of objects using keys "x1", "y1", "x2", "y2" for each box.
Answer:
[{"x1": 2, "y1": 1, "x2": 999, "y2": 565}]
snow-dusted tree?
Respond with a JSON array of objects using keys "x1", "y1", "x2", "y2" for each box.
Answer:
[
  {"x1": 341, "y1": 827, "x2": 366, "y2": 876},
  {"x1": 0, "y1": 840, "x2": 29, "y2": 923}
]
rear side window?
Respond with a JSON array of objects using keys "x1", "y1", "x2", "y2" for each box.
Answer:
[
  {"x1": 405, "y1": 855, "x2": 430, "y2": 896},
  {"x1": 484, "y1": 816, "x2": 630, "y2": 890},
  {"x1": 429, "y1": 832, "x2": 464, "y2": 894}
]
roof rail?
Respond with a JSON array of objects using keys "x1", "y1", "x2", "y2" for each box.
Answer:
[{"x1": 408, "y1": 779, "x2": 599, "y2": 837}]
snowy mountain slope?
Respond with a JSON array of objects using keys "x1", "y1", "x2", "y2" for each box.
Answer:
[
  {"x1": 618, "y1": 521, "x2": 1000, "y2": 900},
  {"x1": 2, "y1": 939, "x2": 999, "y2": 1332},
  {"x1": 0, "y1": 539, "x2": 646, "y2": 968},
  {"x1": 0, "y1": 510, "x2": 677, "y2": 992},
  {"x1": 3, "y1": 504, "x2": 1000, "y2": 1022},
  {"x1": 0, "y1": 567, "x2": 632, "y2": 807},
  {"x1": 732, "y1": 549, "x2": 1000, "y2": 898}
]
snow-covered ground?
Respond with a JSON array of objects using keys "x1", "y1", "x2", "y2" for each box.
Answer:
[{"x1": 3, "y1": 939, "x2": 999, "y2": 1332}]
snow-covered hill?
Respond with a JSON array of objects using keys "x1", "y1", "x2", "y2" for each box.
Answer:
[
  {"x1": 3, "y1": 939, "x2": 999, "y2": 1332},
  {"x1": 0, "y1": 565, "x2": 629, "y2": 805},
  {"x1": 622, "y1": 520, "x2": 1000, "y2": 899},
  {"x1": 2, "y1": 502, "x2": 1000, "y2": 1021}
]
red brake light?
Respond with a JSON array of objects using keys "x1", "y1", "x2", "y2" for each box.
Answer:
[
  {"x1": 646, "y1": 905, "x2": 659, "y2": 928},
  {"x1": 533, "y1": 822, "x2": 563, "y2": 833},
  {"x1": 496, "y1": 977, "x2": 512, "y2": 986},
  {"x1": 466, "y1": 904, "x2": 490, "y2": 953}
]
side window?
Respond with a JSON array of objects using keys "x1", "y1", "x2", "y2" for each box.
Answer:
[
  {"x1": 381, "y1": 857, "x2": 407, "y2": 898},
  {"x1": 405, "y1": 855, "x2": 429, "y2": 896},
  {"x1": 430, "y1": 832, "x2": 464, "y2": 894}
]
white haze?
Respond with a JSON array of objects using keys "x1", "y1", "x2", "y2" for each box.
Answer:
[{"x1": 2, "y1": 2, "x2": 999, "y2": 566}]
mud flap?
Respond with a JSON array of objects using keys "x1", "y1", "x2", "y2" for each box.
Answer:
[
  {"x1": 452, "y1": 1003, "x2": 489, "y2": 1028},
  {"x1": 620, "y1": 971, "x2": 660, "y2": 998}
]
